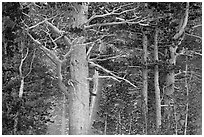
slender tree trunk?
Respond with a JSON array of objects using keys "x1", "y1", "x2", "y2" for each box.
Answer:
[
  {"x1": 184, "y1": 56, "x2": 189, "y2": 135},
  {"x1": 154, "y1": 28, "x2": 161, "y2": 131},
  {"x1": 142, "y1": 31, "x2": 148, "y2": 134},
  {"x1": 88, "y1": 70, "x2": 103, "y2": 134},
  {"x1": 69, "y1": 38, "x2": 90, "y2": 135}
]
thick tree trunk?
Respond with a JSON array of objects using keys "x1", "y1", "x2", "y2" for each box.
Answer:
[
  {"x1": 142, "y1": 32, "x2": 148, "y2": 134},
  {"x1": 68, "y1": 38, "x2": 90, "y2": 135},
  {"x1": 154, "y1": 28, "x2": 161, "y2": 131}
]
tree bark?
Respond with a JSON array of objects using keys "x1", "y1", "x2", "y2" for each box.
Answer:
[
  {"x1": 68, "y1": 37, "x2": 90, "y2": 135},
  {"x1": 154, "y1": 28, "x2": 161, "y2": 131}
]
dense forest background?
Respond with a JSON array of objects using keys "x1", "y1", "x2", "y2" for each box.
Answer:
[{"x1": 2, "y1": 2, "x2": 202, "y2": 135}]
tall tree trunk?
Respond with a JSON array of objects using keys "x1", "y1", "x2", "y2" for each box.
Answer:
[
  {"x1": 184, "y1": 56, "x2": 189, "y2": 135},
  {"x1": 142, "y1": 31, "x2": 148, "y2": 134},
  {"x1": 164, "y1": 2, "x2": 189, "y2": 132},
  {"x1": 154, "y1": 28, "x2": 161, "y2": 131},
  {"x1": 68, "y1": 38, "x2": 90, "y2": 135}
]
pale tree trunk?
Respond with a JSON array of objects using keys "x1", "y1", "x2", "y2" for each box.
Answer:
[
  {"x1": 69, "y1": 38, "x2": 90, "y2": 135},
  {"x1": 164, "y1": 2, "x2": 189, "y2": 132},
  {"x1": 67, "y1": 3, "x2": 92, "y2": 135},
  {"x1": 142, "y1": 31, "x2": 148, "y2": 134},
  {"x1": 154, "y1": 28, "x2": 161, "y2": 132},
  {"x1": 88, "y1": 70, "x2": 103, "y2": 134},
  {"x1": 184, "y1": 56, "x2": 189, "y2": 135},
  {"x1": 25, "y1": 3, "x2": 91, "y2": 134}
]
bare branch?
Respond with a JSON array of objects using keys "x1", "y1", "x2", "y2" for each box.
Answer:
[
  {"x1": 87, "y1": 7, "x2": 138, "y2": 24},
  {"x1": 42, "y1": 30, "x2": 58, "y2": 49},
  {"x1": 98, "y1": 75, "x2": 120, "y2": 82},
  {"x1": 86, "y1": 42, "x2": 95, "y2": 57},
  {"x1": 192, "y1": 24, "x2": 202, "y2": 29},
  {"x1": 27, "y1": 32, "x2": 61, "y2": 65},
  {"x1": 25, "y1": 15, "x2": 58, "y2": 30},
  {"x1": 89, "y1": 61, "x2": 139, "y2": 89},
  {"x1": 44, "y1": 20, "x2": 62, "y2": 34},
  {"x1": 25, "y1": 49, "x2": 36, "y2": 78},
  {"x1": 27, "y1": 20, "x2": 46, "y2": 30},
  {"x1": 85, "y1": 17, "x2": 149, "y2": 29},
  {"x1": 90, "y1": 54, "x2": 126, "y2": 62},
  {"x1": 193, "y1": 51, "x2": 202, "y2": 56},
  {"x1": 185, "y1": 33, "x2": 202, "y2": 40},
  {"x1": 44, "y1": 20, "x2": 72, "y2": 47},
  {"x1": 19, "y1": 47, "x2": 29, "y2": 77},
  {"x1": 173, "y1": 2, "x2": 189, "y2": 39}
]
